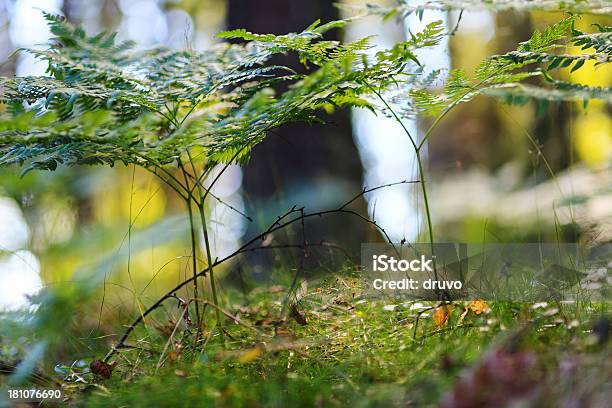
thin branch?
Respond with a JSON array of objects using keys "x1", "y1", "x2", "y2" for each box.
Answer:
[
  {"x1": 103, "y1": 179, "x2": 419, "y2": 362},
  {"x1": 449, "y1": 10, "x2": 464, "y2": 37}
]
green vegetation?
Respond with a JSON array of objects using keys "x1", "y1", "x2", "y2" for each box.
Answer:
[
  {"x1": 79, "y1": 276, "x2": 611, "y2": 407},
  {"x1": 0, "y1": 1, "x2": 610, "y2": 406}
]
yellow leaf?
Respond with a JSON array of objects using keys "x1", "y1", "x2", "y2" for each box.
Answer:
[
  {"x1": 433, "y1": 305, "x2": 453, "y2": 327},
  {"x1": 469, "y1": 300, "x2": 488, "y2": 315},
  {"x1": 238, "y1": 345, "x2": 264, "y2": 364}
]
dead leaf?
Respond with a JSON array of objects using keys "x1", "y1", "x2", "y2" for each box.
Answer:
[
  {"x1": 90, "y1": 360, "x2": 113, "y2": 379},
  {"x1": 289, "y1": 303, "x2": 308, "y2": 325},
  {"x1": 469, "y1": 300, "x2": 488, "y2": 315},
  {"x1": 274, "y1": 327, "x2": 296, "y2": 339},
  {"x1": 433, "y1": 305, "x2": 453, "y2": 327},
  {"x1": 239, "y1": 345, "x2": 264, "y2": 364}
]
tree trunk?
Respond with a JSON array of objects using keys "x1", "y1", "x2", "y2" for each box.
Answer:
[{"x1": 226, "y1": 0, "x2": 370, "y2": 275}]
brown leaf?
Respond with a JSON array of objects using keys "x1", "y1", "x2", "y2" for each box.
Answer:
[
  {"x1": 274, "y1": 327, "x2": 297, "y2": 340},
  {"x1": 90, "y1": 360, "x2": 113, "y2": 379},
  {"x1": 289, "y1": 303, "x2": 308, "y2": 326}
]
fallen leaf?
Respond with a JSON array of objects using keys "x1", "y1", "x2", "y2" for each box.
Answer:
[
  {"x1": 289, "y1": 303, "x2": 308, "y2": 325},
  {"x1": 90, "y1": 360, "x2": 113, "y2": 379},
  {"x1": 239, "y1": 345, "x2": 264, "y2": 364},
  {"x1": 469, "y1": 300, "x2": 488, "y2": 315},
  {"x1": 274, "y1": 327, "x2": 296, "y2": 339},
  {"x1": 433, "y1": 305, "x2": 453, "y2": 327}
]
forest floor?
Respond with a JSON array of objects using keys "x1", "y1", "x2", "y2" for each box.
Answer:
[{"x1": 54, "y1": 270, "x2": 612, "y2": 407}]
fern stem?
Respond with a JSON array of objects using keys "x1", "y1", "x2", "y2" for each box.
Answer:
[
  {"x1": 365, "y1": 82, "x2": 418, "y2": 151},
  {"x1": 365, "y1": 81, "x2": 434, "y2": 246},
  {"x1": 366, "y1": 81, "x2": 440, "y2": 288},
  {"x1": 186, "y1": 201, "x2": 202, "y2": 333},
  {"x1": 185, "y1": 150, "x2": 225, "y2": 347},
  {"x1": 415, "y1": 149, "x2": 438, "y2": 282},
  {"x1": 130, "y1": 150, "x2": 191, "y2": 202},
  {"x1": 178, "y1": 161, "x2": 202, "y2": 337},
  {"x1": 197, "y1": 201, "x2": 225, "y2": 347}
]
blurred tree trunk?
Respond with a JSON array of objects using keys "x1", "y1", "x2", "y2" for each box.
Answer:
[{"x1": 226, "y1": 1, "x2": 370, "y2": 271}]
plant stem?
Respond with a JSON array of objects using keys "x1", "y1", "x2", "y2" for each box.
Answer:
[
  {"x1": 186, "y1": 199, "x2": 202, "y2": 333},
  {"x1": 197, "y1": 201, "x2": 225, "y2": 347},
  {"x1": 185, "y1": 150, "x2": 225, "y2": 346},
  {"x1": 178, "y1": 160, "x2": 202, "y2": 336},
  {"x1": 366, "y1": 82, "x2": 435, "y2": 247},
  {"x1": 365, "y1": 81, "x2": 440, "y2": 289},
  {"x1": 415, "y1": 148, "x2": 438, "y2": 282}
]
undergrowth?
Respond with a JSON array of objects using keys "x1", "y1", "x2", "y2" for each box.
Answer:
[{"x1": 77, "y1": 272, "x2": 610, "y2": 407}]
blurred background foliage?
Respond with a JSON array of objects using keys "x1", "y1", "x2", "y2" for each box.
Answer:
[{"x1": 0, "y1": 0, "x2": 610, "y2": 369}]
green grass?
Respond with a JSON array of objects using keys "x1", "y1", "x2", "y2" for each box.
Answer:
[{"x1": 70, "y1": 271, "x2": 610, "y2": 407}]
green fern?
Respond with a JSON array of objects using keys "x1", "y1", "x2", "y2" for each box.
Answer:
[
  {"x1": 0, "y1": 14, "x2": 444, "y2": 173},
  {"x1": 400, "y1": 16, "x2": 611, "y2": 118},
  {"x1": 1, "y1": 14, "x2": 608, "y2": 175}
]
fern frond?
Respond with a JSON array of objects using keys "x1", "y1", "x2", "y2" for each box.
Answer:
[
  {"x1": 398, "y1": 16, "x2": 611, "y2": 118},
  {"x1": 482, "y1": 82, "x2": 612, "y2": 105},
  {"x1": 0, "y1": 14, "x2": 445, "y2": 172}
]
